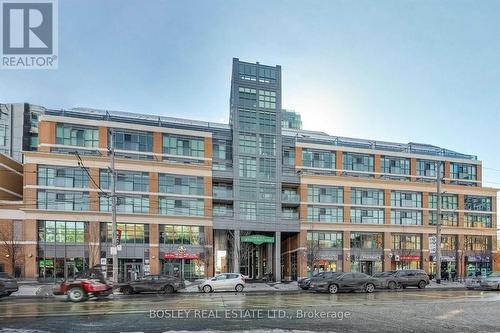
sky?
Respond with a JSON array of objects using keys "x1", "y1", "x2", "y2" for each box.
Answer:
[{"x1": 0, "y1": 0, "x2": 499, "y2": 195}]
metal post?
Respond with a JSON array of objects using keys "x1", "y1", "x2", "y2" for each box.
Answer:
[
  {"x1": 436, "y1": 160, "x2": 442, "y2": 284},
  {"x1": 109, "y1": 128, "x2": 118, "y2": 284}
]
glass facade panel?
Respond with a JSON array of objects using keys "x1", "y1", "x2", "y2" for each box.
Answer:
[
  {"x1": 464, "y1": 196, "x2": 492, "y2": 211},
  {"x1": 302, "y1": 149, "x2": 335, "y2": 169},
  {"x1": 56, "y1": 123, "x2": 98, "y2": 148},
  {"x1": 307, "y1": 231, "x2": 343, "y2": 249},
  {"x1": 350, "y1": 233, "x2": 383, "y2": 249},
  {"x1": 37, "y1": 190, "x2": 89, "y2": 211},
  {"x1": 391, "y1": 191, "x2": 422, "y2": 208},
  {"x1": 307, "y1": 185, "x2": 343, "y2": 204},
  {"x1": 113, "y1": 129, "x2": 153, "y2": 152},
  {"x1": 163, "y1": 135, "x2": 204, "y2": 158},
  {"x1": 381, "y1": 156, "x2": 410, "y2": 175},
  {"x1": 38, "y1": 165, "x2": 89, "y2": 188},
  {"x1": 464, "y1": 236, "x2": 491, "y2": 251},
  {"x1": 102, "y1": 223, "x2": 149, "y2": 244},
  {"x1": 342, "y1": 153, "x2": 374, "y2": 173},
  {"x1": 100, "y1": 170, "x2": 149, "y2": 192},
  {"x1": 158, "y1": 198, "x2": 204, "y2": 216},
  {"x1": 159, "y1": 225, "x2": 204, "y2": 245},
  {"x1": 307, "y1": 206, "x2": 343, "y2": 223},
  {"x1": 350, "y1": 208, "x2": 384, "y2": 224},
  {"x1": 38, "y1": 221, "x2": 86, "y2": 243},
  {"x1": 392, "y1": 234, "x2": 421, "y2": 250},
  {"x1": 158, "y1": 174, "x2": 204, "y2": 196},
  {"x1": 100, "y1": 195, "x2": 149, "y2": 213},
  {"x1": 464, "y1": 214, "x2": 492, "y2": 228},
  {"x1": 390, "y1": 210, "x2": 422, "y2": 225},
  {"x1": 428, "y1": 194, "x2": 458, "y2": 210},
  {"x1": 351, "y1": 188, "x2": 384, "y2": 206}
]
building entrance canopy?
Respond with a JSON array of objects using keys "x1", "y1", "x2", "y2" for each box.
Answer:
[{"x1": 240, "y1": 235, "x2": 275, "y2": 245}]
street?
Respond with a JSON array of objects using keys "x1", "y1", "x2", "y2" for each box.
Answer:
[{"x1": 1, "y1": 290, "x2": 499, "y2": 332}]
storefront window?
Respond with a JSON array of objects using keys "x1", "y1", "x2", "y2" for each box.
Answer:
[
  {"x1": 159, "y1": 225, "x2": 204, "y2": 245},
  {"x1": 102, "y1": 223, "x2": 149, "y2": 244},
  {"x1": 350, "y1": 233, "x2": 383, "y2": 249},
  {"x1": 38, "y1": 221, "x2": 86, "y2": 243}
]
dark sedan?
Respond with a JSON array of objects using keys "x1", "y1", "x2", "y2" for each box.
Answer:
[
  {"x1": 373, "y1": 270, "x2": 429, "y2": 290},
  {"x1": 0, "y1": 272, "x2": 18, "y2": 297},
  {"x1": 119, "y1": 275, "x2": 185, "y2": 294},
  {"x1": 310, "y1": 272, "x2": 377, "y2": 294}
]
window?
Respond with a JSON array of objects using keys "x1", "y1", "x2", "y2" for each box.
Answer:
[
  {"x1": 307, "y1": 231, "x2": 343, "y2": 249},
  {"x1": 100, "y1": 195, "x2": 149, "y2": 214},
  {"x1": 307, "y1": 206, "x2": 343, "y2": 223},
  {"x1": 258, "y1": 90, "x2": 276, "y2": 109},
  {"x1": 240, "y1": 201, "x2": 257, "y2": 220},
  {"x1": 163, "y1": 135, "x2": 204, "y2": 158},
  {"x1": 258, "y1": 111, "x2": 276, "y2": 133},
  {"x1": 213, "y1": 139, "x2": 231, "y2": 160},
  {"x1": 342, "y1": 153, "x2": 374, "y2": 173},
  {"x1": 350, "y1": 209, "x2": 384, "y2": 224},
  {"x1": 259, "y1": 182, "x2": 276, "y2": 200},
  {"x1": 56, "y1": 123, "x2": 98, "y2": 148},
  {"x1": 259, "y1": 158, "x2": 276, "y2": 179},
  {"x1": 435, "y1": 235, "x2": 457, "y2": 251},
  {"x1": 429, "y1": 212, "x2": 458, "y2": 226},
  {"x1": 239, "y1": 181, "x2": 258, "y2": 199},
  {"x1": 350, "y1": 188, "x2": 384, "y2": 206},
  {"x1": 239, "y1": 109, "x2": 257, "y2": 131},
  {"x1": 465, "y1": 214, "x2": 492, "y2": 228},
  {"x1": 381, "y1": 156, "x2": 410, "y2": 176},
  {"x1": 0, "y1": 124, "x2": 7, "y2": 146},
  {"x1": 450, "y1": 163, "x2": 477, "y2": 181},
  {"x1": 282, "y1": 207, "x2": 298, "y2": 219},
  {"x1": 302, "y1": 149, "x2": 335, "y2": 169},
  {"x1": 159, "y1": 198, "x2": 204, "y2": 216},
  {"x1": 391, "y1": 191, "x2": 422, "y2": 208},
  {"x1": 239, "y1": 157, "x2": 256, "y2": 178},
  {"x1": 239, "y1": 63, "x2": 257, "y2": 81},
  {"x1": 102, "y1": 223, "x2": 149, "y2": 244},
  {"x1": 158, "y1": 174, "x2": 204, "y2": 196},
  {"x1": 464, "y1": 236, "x2": 491, "y2": 251},
  {"x1": 258, "y1": 135, "x2": 276, "y2": 156},
  {"x1": 391, "y1": 210, "x2": 422, "y2": 225},
  {"x1": 113, "y1": 129, "x2": 152, "y2": 152},
  {"x1": 416, "y1": 160, "x2": 439, "y2": 178},
  {"x1": 283, "y1": 149, "x2": 295, "y2": 166},
  {"x1": 258, "y1": 202, "x2": 276, "y2": 220},
  {"x1": 37, "y1": 190, "x2": 89, "y2": 211},
  {"x1": 428, "y1": 194, "x2": 458, "y2": 210},
  {"x1": 282, "y1": 188, "x2": 299, "y2": 202},
  {"x1": 213, "y1": 203, "x2": 233, "y2": 217},
  {"x1": 159, "y1": 225, "x2": 204, "y2": 245},
  {"x1": 238, "y1": 87, "x2": 257, "y2": 108},
  {"x1": 258, "y1": 67, "x2": 277, "y2": 84},
  {"x1": 238, "y1": 133, "x2": 257, "y2": 154},
  {"x1": 464, "y1": 196, "x2": 491, "y2": 211},
  {"x1": 100, "y1": 170, "x2": 149, "y2": 192},
  {"x1": 392, "y1": 234, "x2": 421, "y2": 250},
  {"x1": 307, "y1": 185, "x2": 343, "y2": 204},
  {"x1": 38, "y1": 166, "x2": 89, "y2": 188},
  {"x1": 38, "y1": 221, "x2": 85, "y2": 243},
  {"x1": 350, "y1": 233, "x2": 383, "y2": 249}
]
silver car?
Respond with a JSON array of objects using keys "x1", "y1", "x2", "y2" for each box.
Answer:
[
  {"x1": 0, "y1": 273, "x2": 18, "y2": 297},
  {"x1": 479, "y1": 272, "x2": 500, "y2": 290},
  {"x1": 198, "y1": 273, "x2": 246, "y2": 293}
]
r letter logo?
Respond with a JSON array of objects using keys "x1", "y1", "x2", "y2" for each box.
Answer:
[{"x1": 1, "y1": 0, "x2": 58, "y2": 69}]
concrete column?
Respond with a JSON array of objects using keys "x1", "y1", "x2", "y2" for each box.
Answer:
[
  {"x1": 422, "y1": 233, "x2": 430, "y2": 273},
  {"x1": 422, "y1": 192, "x2": 429, "y2": 226},
  {"x1": 343, "y1": 186, "x2": 351, "y2": 223},
  {"x1": 374, "y1": 154, "x2": 381, "y2": 178},
  {"x1": 410, "y1": 158, "x2": 417, "y2": 182},
  {"x1": 342, "y1": 231, "x2": 351, "y2": 272},
  {"x1": 274, "y1": 231, "x2": 281, "y2": 282},
  {"x1": 266, "y1": 242, "x2": 273, "y2": 275},
  {"x1": 149, "y1": 224, "x2": 160, "y2": 275},
  {"x1": 298, "y1": 230, "x2": 308, "y2": 279},
  {"x1": 384, "y1": 189, "x2": 391, "y2": 225},
  {"x1": 383, "y1": 232, "x2": 392, "y2": 271},
  {"x1": 257, "y1": 244, "x2": 263, "y2": 279},
  {"x1": 233, "y1": 229, "x2": 240, "y2": 273},
  {"x1": 335, "y1": 151, "x2": 343, "y2": 176}
]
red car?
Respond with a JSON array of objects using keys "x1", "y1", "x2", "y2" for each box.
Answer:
[{"x1": 54, "y1": 268, "x2": 113, "y2": 302}]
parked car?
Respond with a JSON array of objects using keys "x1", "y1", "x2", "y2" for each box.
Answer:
[
  {"x1": 373, "y1": 270, "x2": 429, "y2": 289},
  {"x1": 298, "y1": 277, "x2": 312, "y2": 290},
  {"x1": 198, "y1": 273, "x2": 245, "y2": 293},
  {"x1": 0, "y1": 272, "x2": 19, "y2": 297},
  {"x1": 119, "y1": 275, "x2": 184, "y2": 294},
  {"x1": 479, "y1": 272, "x2": 500, "y2": 290},
  {"x1": 53, "y1": 268, "x2": 113, "y2": 302},
  {"x1": 310, "y1": 272, "x2": 377, "y2": 294}
]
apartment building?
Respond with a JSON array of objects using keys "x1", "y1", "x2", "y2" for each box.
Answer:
[{"x1": 0, "y1": 58, "x2": 497, "y2": 281}]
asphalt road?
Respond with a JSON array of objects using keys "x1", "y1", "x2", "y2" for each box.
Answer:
[{"x1": 1, "y1": 289, "x2": 500, "y2": 333}]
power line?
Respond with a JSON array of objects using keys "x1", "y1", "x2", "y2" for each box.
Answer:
[{"x1": 74, "y1": 150, "x2": 108, "y2": 198}]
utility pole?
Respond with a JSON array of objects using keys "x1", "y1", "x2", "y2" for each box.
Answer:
[
  {"x1": 435, "y1": 160, "x2": 443, "y2": 284},
  {"x1": 109, "y1": 128, "x2": 118, "y2": 284}
]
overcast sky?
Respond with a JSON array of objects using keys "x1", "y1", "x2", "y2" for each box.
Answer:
[{"x1": 1, "y1": 0, "x2": 499, "y2": 194}]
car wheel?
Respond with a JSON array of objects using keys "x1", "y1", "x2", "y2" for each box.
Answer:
[
  {"x1": 328, "y1": 284, "x2": 338, "y2": 294},
  {"x1": 68, "y1": 287, "x2": 86, "y2": 302},
  {"x1": 388, "y1": 281, "x2": 397, "y2": 290},
  {"x1": 121, "y1": 286, "x2": 134, "y2": 295},
  {"x1": 202, "y1": 285, "x2": 212, "y2": 293},
  {"x1": 161, "y1": 285, "x2": 175, "y2": 294},
  {"x1": 417, "y1": 280, "x2": 427, "y2": 289},
  {"x1": 235, "y1": 284, "x2": 244, "y2": 292},
  {"x1": 365, "y1": 283, "x2": 375, "y2": 293}
]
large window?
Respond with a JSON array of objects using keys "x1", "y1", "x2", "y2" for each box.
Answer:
[
  {"x1": 465, "y1": 214, "x2": 492, "y2": 228},
  {"x1": 350, "y1": 188, "x2": 384, "y2": 206},
  {"x1": 258, "y1": 90, "x2": 276, "y2": 109},
  {"x1": 238, "y1": 87, "x2": 257, "y2": 108},
  {"x1": 307, "y1": 206, "x2": 343, "y2": 223},
  {"x1": 350, "y1": 208, "x2": 384, "y2": 224},
  {"x1": 429, "y1": 212, "x2": 458, "y2": 226},
  {"x1": 0, "y1": 124, "x2": 7, "y2": 146},
  {"x1": 159, "y1": 198, "x2": 204, "y2": 216},
  {"x1": 465, "y1": 236, "x2": 491, "y2": 251},
  {"x1": 428, "y1": 194, "x2": 458, "y2": 210},
  {"x1": 350, "y1": 233, "x2": 383, "y2": 249},
  {"x1": 450, "y1": 163, "x2": 477, "y2": 181},
  {"x1": 342, "y1": 153, "x2": 374, "y2": 173},
  {"x1": 56, "y1": 123, "x2": 98, "y2": 148},
  {"x1": 163, "y1": 135, "x2": 204, "y2": 158},
  {"x1": 101, "y1": 223, "x2": 149, "y2": 244},
  {"x1": 464, "y1": 196, "x2": 491, "y2": 211},
  {"x1": 113, "y1": 129, "x2": 152, "y2": 152},
  {"x1": 430, "y1": 234, "x2": 457, "y2": 251},
  {"x1": 391, "y1": 210, "x2": 422, "y2": 225},
  {"x1": 213, "y1": 203, "x2": 233, "y2": 217},
  {"x1": 391, "y1": 191, "x2": 422, "y2": 208},
  {"x1": 259, "y1": 158, "x2": 276, "y2": 179},
  {"x1": 100, "y1": 170, "x2": 149, "y2": 192},
  {"x1": 240, "y1": 201, "x2": 257, "y2": 220},
  {"x1": 381, "y1": 156, "x2": 410, "y2": 176},
  {"x1": 258, "y1": 111, "x2": 276, "y2": 133},
  {"x1": 100, "y1": 195, "x2": 149, "y2": 214},
  {"x1": 416, "y1": 160, "x2": 438, "y2": 178},
  {"x1": 38, "y1": 166, "x2": 89, "y2": 188},
  {"x1": 258, "y1": 67, "x2": 277, "y2": 84},
  {"x1": 238, "y1": 133, "x2": 257, "y2": 154},
  {"x1": 302, "y1": 149, "x2": 335, "y2": 169},
  {"x1": 283, "y1": 149, "x2": 295, "y2": 166},
  {"x1": 37, "y1": 190, "x2": 89, "y2": 211},
  {"x1": 239, "y1": 157, "x2": 257, "y2": 178},
  {"x1": 159, "y1": 225, "x2": 204, "y2": 245},
  {"x1": 239, "y1": 109, "x2": 257, "y2": 131},
  {"x1": 239, "y1": 63, "x2": 257, "y2": 81},
  {"x1": 392, "y1": 234, "x2": 421, "y2": 250},
  {"x1": 307, "y1": 185, "x2": 343, "y2": 204},
  {"x1": 258, "y1": 135, "x2": 276, "y2": 156},
  {"x1": 158, "y1": 174, "x2": 204, "y2": 196},
  {"x1": 38, "y1": 221, "x2": 85, "y2": 243},
  {"x1": 307, "y1": 231, "x2": 343, "y2": 249}
]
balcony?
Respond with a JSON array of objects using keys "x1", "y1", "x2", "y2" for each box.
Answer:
[
  {"x1": 282, "y1": 192, "x2": 300, "y2": 204},
  {"x1": 212, "y1": 187, "x2": 233, "y2": 201}
]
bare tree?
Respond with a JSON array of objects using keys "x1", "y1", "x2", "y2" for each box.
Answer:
[{"x1": 0, "y1": 220, "x2": 24, "y2": 277}]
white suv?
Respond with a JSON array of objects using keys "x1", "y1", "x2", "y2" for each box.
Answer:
[{"x1": 198, "y1": 273, "x2": 246, "y2": 293}]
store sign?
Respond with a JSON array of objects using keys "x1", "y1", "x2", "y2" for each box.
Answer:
[
  {"x1": 397, "y1": 255, "x2": 420, "y2": 261},
  {"x1": 359, "y1": 254, "x2": 382, "y2": 261},
  {"x1": 314, "y1": 255, "x2": 337, "y2": 261},
  {"x1": 468, "y1": 255, "x2": 490, "y2": 263},
  {"x1": 163, "y1": 252, "x2": 200, "y2": 260},
  {"x1": 100, "y1": 258, "x2": 106, "y2": 266},
  {"x1": 39, "y1": 259, "x2": 53, "y2": 268},
  {"x1": 240, "y1": 235, "x2": 274, "y2": 245},
  {"x1": 429, "y1": 235, "x2": 437, "y2": 254}
]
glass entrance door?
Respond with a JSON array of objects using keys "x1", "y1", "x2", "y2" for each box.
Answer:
[
  {"x1": 360, "y1": 261, "x2": 374, "y2": 275},
  {"x1": 124, "y1": 263, "x2": 142, "y2": 282}
]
